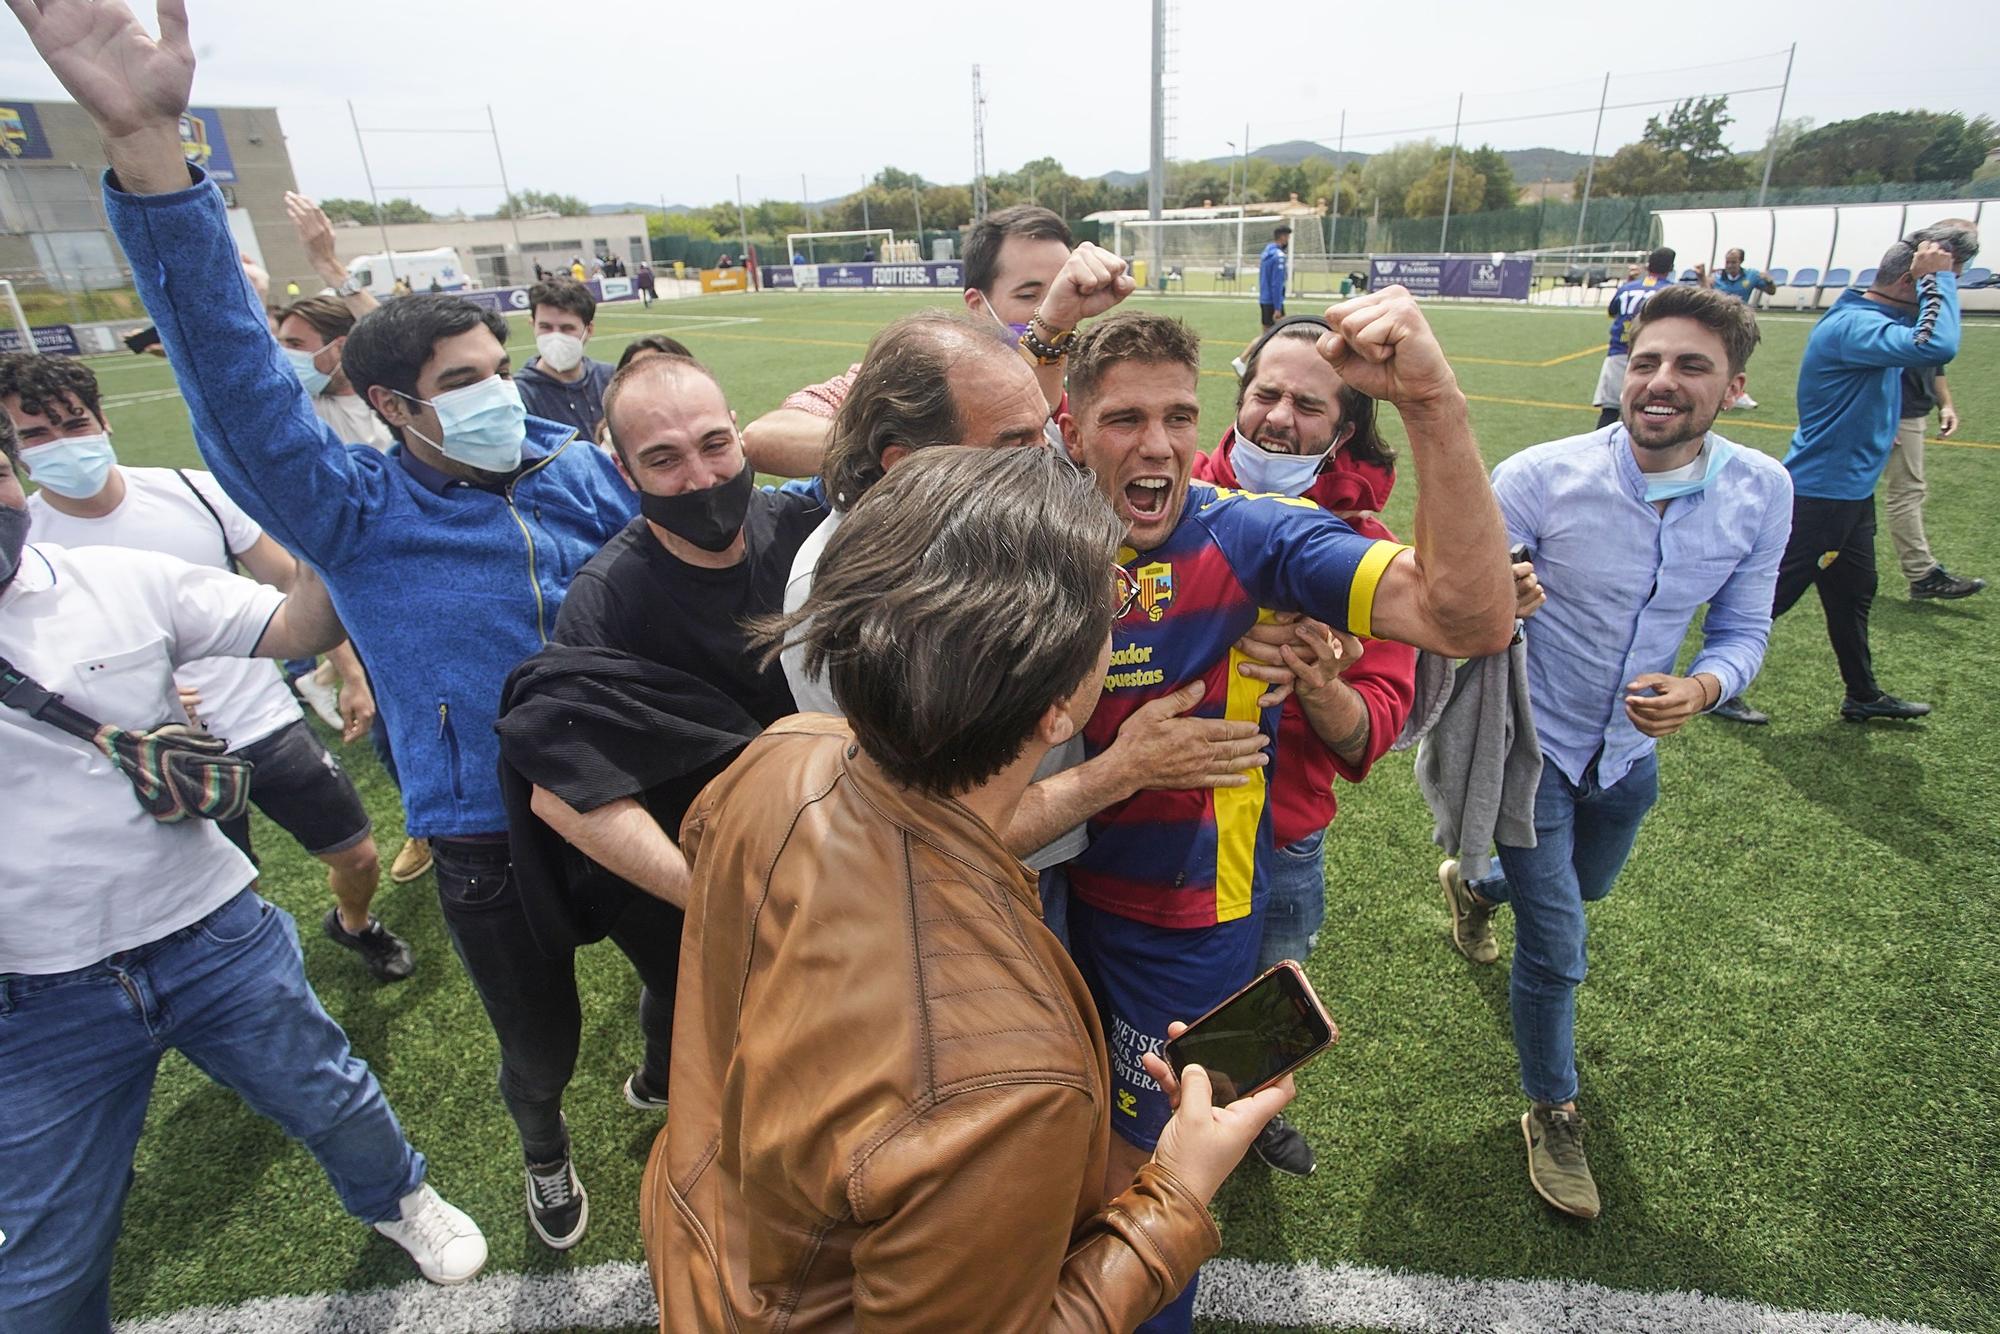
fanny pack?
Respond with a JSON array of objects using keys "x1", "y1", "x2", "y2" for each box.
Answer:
[{"x1": 0, "y1": 654, "x2": 253, "y2": 824}]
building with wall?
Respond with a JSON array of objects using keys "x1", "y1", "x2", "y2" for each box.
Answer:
[{"x1": 326, "y1": 214, "x2": 650, "y2": 291}]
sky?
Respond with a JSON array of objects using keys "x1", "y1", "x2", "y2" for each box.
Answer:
[{"x1": 2, "y1": 0, "x2": 1996, "y2": 215}]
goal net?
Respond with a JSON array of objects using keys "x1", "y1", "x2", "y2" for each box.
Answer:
[
  {"x1": 783, "y1": 228, "x2": 895, "y2": 267},
  {"x1": 1113, "y1": 215, "x2": 1285, "y2": 295}
]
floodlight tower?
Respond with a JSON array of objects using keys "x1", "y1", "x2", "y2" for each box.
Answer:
[{"x1": 972, "y1": 65, "x2": 990, "y2": 221}]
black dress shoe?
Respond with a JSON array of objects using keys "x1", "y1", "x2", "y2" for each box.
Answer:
[
  {"x1": 1840, "y1": 694, "x2": 1932, "y2": 722},
  {"x1": 1710, "y1": 695, "x2": 1769, "y2": 725},
  {"x1": 1910, "y1": 566, "x2": 1986, "y2": 600},
  {"x1": 1251, "y1": 1114, "x2": 1317, "y2": 1177}
]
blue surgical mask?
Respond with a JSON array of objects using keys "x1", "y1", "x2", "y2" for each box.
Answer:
[
  {"x1": 1644, "y1": 436, "x2": 1736, "y2": 501},
  {"x1": 283, "y1": 346, "x2": 332, "y2": 397},
  {"x1": 982, "y1": 298, "x2": 1031, "y2": 348},
  {"x1": 399, "y1": 376, "x2": 528, "y2": 473},
  {"x1": 22, "y1": 432, "x2": 117, "y2": 499},
  {"x1": 1228, "y1": 426, "x2": 1334, "y2": 498}
]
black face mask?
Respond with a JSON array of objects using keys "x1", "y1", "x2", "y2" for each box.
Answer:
[
  {"x1": 0, "y1": 502, "x2": 28, "y2": 590},
  {"x1": 639, "y1": 464, "x2": 754, "y2": 553}
]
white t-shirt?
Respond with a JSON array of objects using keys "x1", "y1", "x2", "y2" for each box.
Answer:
[
  {"x1": 779, "y1": 506, "x2": 1088, "y2": 871},
  {"x1": 312, "y1": 390, "x2": 393, "y2": 451},
  {"x1": 0, "y1": 543, "x2": 284, "y2": 973},
  {"x1": 29, "y1": 467, "x2": 303, "y2": 751}
]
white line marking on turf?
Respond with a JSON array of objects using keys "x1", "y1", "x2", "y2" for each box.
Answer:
[{"x1": 111, "y1": 1257, "x2": 1957, "y2": 1334}]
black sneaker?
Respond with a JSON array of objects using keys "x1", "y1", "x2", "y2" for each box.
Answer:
[
  {"x1": 1709, "y1": 695, "x2": 1769, "y2": 725},
  {"x1": 1910, "y1": 566, "x2": 1986, "y2": 600},
  {"x1": 1840, "y1": 693, "x2": 1932, "y2": 722},
  {"x1": 1250, "y1": 1113, "x2": 1316, "y2": 1177},
  {"x1": 623, "y1": 1071, "x2": 669, "y2": 1112},
  {"x1": 323, "y1": 910, "x2": 414, "y2": 982},
  {"x1": 525, "y1": 1146, "x2": 589, "y2": 1250}
]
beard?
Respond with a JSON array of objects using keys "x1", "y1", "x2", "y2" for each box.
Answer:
[{"x1": 1623, "y1": 393, "x2": 1722, "y2": 452}]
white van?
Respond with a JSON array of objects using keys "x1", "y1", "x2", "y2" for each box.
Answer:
[{"x1": 344, "y1": 247, "x2": 471, "y2": 297}]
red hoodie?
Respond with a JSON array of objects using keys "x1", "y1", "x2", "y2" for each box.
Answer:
[{"x1": 1190, "y1": 431, "x2": 1418, "y2": 845}]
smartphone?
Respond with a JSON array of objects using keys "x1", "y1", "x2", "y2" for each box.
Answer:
[
  {"x1": 1509, "y1": 542, "x2": 1531, "y2": 565},
  {"x1": 1163, "y1": 962, "x2": 1337, "y2": 1103},
  {"x1": 124, "y1": 325, "x2": 162, "y2": 355}
]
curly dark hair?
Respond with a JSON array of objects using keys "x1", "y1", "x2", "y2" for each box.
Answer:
[{"x1": 0, "y1": 353, "x2": 104, "y2": 426}]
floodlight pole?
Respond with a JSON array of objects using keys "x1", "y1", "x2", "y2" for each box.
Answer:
[
  {"x1": 1147, "y1": 0, "x2": 1166, "y2": 281},
  {"x1": 1329, "y1": 108, "x2": 1345, "y2": 258},
  {"x1": 347, "y1": 99, "x2": 397, "y2": 281},
  {"x1": 485, "y1": 106, "x2": 524, "y2": 273},
  {"x1": 1756, "y1": 43, "x2": 1797, "y2": 208},
  {"x1": 1439, "y1": 93, "x2": 1463, "y2": 252},
  {"x1": 911, "y1": 178, "x2": 925, "y2": 255},
  {"x1": 1572, "y1": 72, "x2": 1610, "y2": 264},
  {"x1": 735, "y1": 174, "x2": 753, "y2": 289}
]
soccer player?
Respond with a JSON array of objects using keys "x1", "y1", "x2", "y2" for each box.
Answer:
[
  {"x1": 1059, "y1": 297, "x2": 1515, "y2": 1331},
  {"x1": 3, "y1": 353, "x2": 411, "y2": 983},
  {"x1": 1438, "y1": 285, "x2": 1792, "y2": 1219},
  {"x1": 1592, "y1": 247, "x2": 1678, "y2": 429},
  {"x1": 1713, "y1": 225, "x2": 1970, "y2": 726},
  {"x1": 1702, "y1": 248, "x2": 1775, "y2": 409},
  {"x1": 28, "y1": 0, "x2": 650, "y2": 1249},
  {"x1": 515, "y1": 277, "x2": 618, "y2": 439}
]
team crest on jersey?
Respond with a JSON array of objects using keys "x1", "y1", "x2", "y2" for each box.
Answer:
[{"x1": 1137, "y1": 561, "x2": 1174, "y2": 622}]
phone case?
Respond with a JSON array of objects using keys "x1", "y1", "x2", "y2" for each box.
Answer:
[{"x1": 1163, "y1": 960, "x2": 1338, "y2": 1097}]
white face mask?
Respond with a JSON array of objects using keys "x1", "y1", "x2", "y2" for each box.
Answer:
[
  {"x1": 1228, "y1": 423, "x2": 1346, "y2": 497},
  {"x1": 536, "y1": 332, "x2": 585, "y2": 373}
]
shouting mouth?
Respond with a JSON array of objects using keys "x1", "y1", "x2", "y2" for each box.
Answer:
[{"x1": 1124, "y1": 475, "x2": 1172, "y2": 522}]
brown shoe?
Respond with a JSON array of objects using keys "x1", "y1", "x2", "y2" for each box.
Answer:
[
  {"x1": 390, "y1": 836, "x2": 433, "y2": 884},
  {"x1": 1522, "y1": 1104, "x2": 1601, "y2": 1220},
  {"x1": 1438, "y1": 859, "x2": 1499, "y2": 964}
]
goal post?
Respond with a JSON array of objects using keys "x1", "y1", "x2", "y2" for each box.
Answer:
[
  {"x1": 783, "y1": 228, "x2": 895, "y2": 265},
  {"x1": 1111, "y1": 215, "x2": 1285, "y2": 295}
]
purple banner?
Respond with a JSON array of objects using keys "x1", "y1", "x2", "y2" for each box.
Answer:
[
  {"x1": 452, "y1": 279, "x2": 639, "y2": 314},
  {"x1": 1369, "y1": 255, "x2": 1532, "y2": 300},
  {"x1": 762, "y1": 261, "x2": 965, "y2": 291},
  {"x1": 0, "y1": 323, "x2": 80, "y2": 356}
]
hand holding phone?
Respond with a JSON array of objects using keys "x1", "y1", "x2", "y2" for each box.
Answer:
[{"x1": 1160, "y1": 961, "x2": 1337, "y2": 1102}]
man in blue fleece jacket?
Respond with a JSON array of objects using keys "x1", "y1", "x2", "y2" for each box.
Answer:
[
  {"x1": 1713, "y1": 223, "x2": 1970, "y2": 726},
  {"x1": 35, "y1": 0, "x2": 642, "y2": 1251}
]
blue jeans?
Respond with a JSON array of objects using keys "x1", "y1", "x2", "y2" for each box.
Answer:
[
  {"x1": 0, "y1": 888, "x2": 424, "y2": 1333},
  {"x1": 1037, "y1": 865, "x2": 1071, "y2": 951},
  {"x1": 1255, "y1": 830, "x2": 1328, "y2": 972},
  {"x1": 1468, "y1": 751, "x2": 1659, "y2": 1107}
]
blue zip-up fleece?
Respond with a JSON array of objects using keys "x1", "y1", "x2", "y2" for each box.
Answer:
[
  {"x1": 1784, "y1": 273, "x2": 1960, "y2": 501},
  {"x1": 1258, "y1": 241, "x2": 1288, "y2": 307},
  {"x1": 106, "y1": 166, "x2": 638, "y2": 838}
]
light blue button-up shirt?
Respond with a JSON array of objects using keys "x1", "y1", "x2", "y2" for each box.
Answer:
[{"x1": 1491, "y1": 425, "x2": 1794, "y2": 788}]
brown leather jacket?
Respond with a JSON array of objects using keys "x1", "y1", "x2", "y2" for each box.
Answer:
[{"x1": 642, "y1": 716, "x2": 1219, "y2": 1331}]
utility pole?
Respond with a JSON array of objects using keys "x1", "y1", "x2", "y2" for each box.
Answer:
[
  {"x1": 485, "y1": 106, "x2": 524, "y2": 279},
  {"x1": 1147, "y1": 0, "x2": 1165, "y2": 231},
  {"x1": 735, "y1": 174, "x2": 753, "y2": 287},
  {"x1": 1439, "y1": 93, "x2": 1463, "y2": 251},
  {"x1": 1573, "y1": 72, "x2": 1610, "y2": 262},
  {"x1": 1757, "y1": 42, "x2": 1797, "y2": 207},
  {"x1": 800, "y1": 174, "x2": 815, "y2": 263},
  {"x1": 860, "y1": 174, "x2": 870, "y2": 232},
  {"x1": 347, "y1": 100, "x2": 397, "y2": 281},
  {"x1": 912, "y1": 176, "x2": 925, "y2": 256},
  {"x1": 971, "y1": 65, "x2": 990, "y2": 219},
  {"x1": 1329, "y1": 108, "x2": 1345, "y2": 255}
]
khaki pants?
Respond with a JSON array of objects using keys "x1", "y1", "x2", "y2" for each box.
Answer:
[{"x1": 1882, "y1": 416, "x2": 1935, "y2": 584}]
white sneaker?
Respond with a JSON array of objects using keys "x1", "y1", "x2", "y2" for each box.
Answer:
[
  {"x1": 293, "y1": 669, "x2": 343, "y2": 728},
  {"x1": 1230, "y1": 356, "x2": 1248, "y2": 378},
  {"x1": 373, "y1": 1183, "x2": 488, "y2": 1285},
  {"x1": 1734, "y1": 392, "x2": 1758, "y2": 410}
]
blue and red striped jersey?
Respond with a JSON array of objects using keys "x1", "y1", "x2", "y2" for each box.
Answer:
[{"x1": 1068, "y1": 483, "x2": 1405, "y2": 929}]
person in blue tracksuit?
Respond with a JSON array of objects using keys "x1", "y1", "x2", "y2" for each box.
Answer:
[
  {"x1": 1258, "y1": 223, "x2": 1292, "y2": 327},
  {"x1": 98, "y1": 108, "x2": 652, "y2": 1247},
  {"x1": 1712, "y1": 222, "x2": 1973, "y2": 727}
]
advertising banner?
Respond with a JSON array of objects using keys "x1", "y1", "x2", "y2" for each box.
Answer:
[
  {"x1": 699, "y1": 268, "x2": 749, "y2": 294},
  {"x1": 179, "y1": 108, "x2": 236, "y2": 183},
  {"x1": 0, "y1": 324, "x2": 81, "y2": 356},
  {"x1": 762, "y1": 261, "x2": 966, "y2": 291},
  {"x1": 0, "y1": 102, "x2": 53, "y2": 160},
  {"x1": 1369, "y1": 255, "x2": 1532, "y2": 300},
  {"x1": 451, "y1": 278, "x2": 639, "y2": 314}
]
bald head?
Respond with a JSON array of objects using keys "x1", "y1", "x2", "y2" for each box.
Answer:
[{"x1": 821, "y1": 310, "x2": 1046, "y2": 509}]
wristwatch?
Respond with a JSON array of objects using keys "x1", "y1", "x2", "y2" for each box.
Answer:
[{"x1": 334, "y1": 274, "x2": 366, "y2": 298}]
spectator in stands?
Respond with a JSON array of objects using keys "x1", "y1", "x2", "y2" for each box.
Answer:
[
  {"x1": 68, "y1": 17, "x2": 645, "y2": 1248},
  {"x1": 742, "y1": 206, "x2": 1084, "y2": 478},
  {"x1": 4, "y1": 352, "x2": 410, "y2": 983},
  {"x1": 1441, "y1": 287, "x2": 1789, "y2": 1220},
  {"x1": 515, "y1": 278, "x2": 618, "y2": 441},
  {"x1": 1887, "y1": 363, "x2": 1983, "y2": 600},
  {"x1": 569, "y1": 256, "x2": 586, "y2": 281},
  {"x1": 1059, "y1": 301, "x2": 1514, "y2": 1332},
  {"x1": 1187, "y1": 315, "x2": 1421, "y2": 1177},
  {"x1": 1712, "y1": 225, "x2": 1972, "y2": 726},
  {"x1": 780, "y1": 310, "x2": 1271, "y2": 950},
  {"x1": 1591, "y1": 247, "x2": 1677, "y2": 429},
  {"x1": 0, "y1": 424, "x2": 486, "y2": 1330},
  {"x1": 1702, "y1": 248, "x2": 1776, "y2": 410},
  {"x1": 493, "y1": 354, "x2": 827, "y2": 1204},
  {"x1": 645, "y1": 445, "x2": 1294, "y2": 1331}
]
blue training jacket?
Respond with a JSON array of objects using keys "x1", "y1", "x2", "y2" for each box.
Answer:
[
  {"x1": 106, "y1": 166, "x2": 638, "y2": 838},
  {"x1": 1259, "y1": 241, "x2": 1288, "y2": 307},
  {"x1": 1784, "y1": 274, "x2": 1960, "y2": 501}
]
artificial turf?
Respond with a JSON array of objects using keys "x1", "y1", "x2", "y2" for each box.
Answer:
[{"x1": 75, "y1": 291, "x2": 1998, "y2": 1332}]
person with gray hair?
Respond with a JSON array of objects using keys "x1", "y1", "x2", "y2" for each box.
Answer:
[{"x1": 1712, "y1": 222, "x2": 1970, "y2": 726}]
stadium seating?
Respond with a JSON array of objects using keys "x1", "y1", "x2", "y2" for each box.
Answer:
[
  {"x1": 1787, "y1": 268, "x2": 1820, "y2": 308},
  {"x1": 1824, "y1": 268, "x2": 1852, "y2": 290},
  {"x1": 1764, "y1": 267, "x2": 1788, "y2": 286},
  {"x1": 1855, "y1": 267, "x2": 1878, "y2": 288},
  {"x1": 1964, "y1": 266, "x2": 1994, "y2": 287}
]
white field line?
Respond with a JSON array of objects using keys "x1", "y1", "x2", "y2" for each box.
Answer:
[{"x1": 113, "y1": 1256, "x2": 1958, "y2": 1334}]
